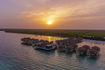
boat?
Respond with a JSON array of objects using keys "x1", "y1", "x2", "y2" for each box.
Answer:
[{"x1": 33, "y1": 43, "x2": 56, "y2": 51}]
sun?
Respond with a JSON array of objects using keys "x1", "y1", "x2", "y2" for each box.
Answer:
[{"x1": 48, "y1": 20, "x2": 53, "y2": 25}]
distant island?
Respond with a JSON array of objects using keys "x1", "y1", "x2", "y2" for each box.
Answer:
[{"x1": 1, "y1": 29, "x2": 105, "y2": 41}]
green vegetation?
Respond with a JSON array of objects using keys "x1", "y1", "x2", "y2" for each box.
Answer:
[{"x1": 1, "y1": 29, "x2": 105, "y2": 41}]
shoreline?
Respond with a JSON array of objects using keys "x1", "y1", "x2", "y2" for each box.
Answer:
[{"x1": 1, "y1": 29, "x2": 105, "y2": 41}]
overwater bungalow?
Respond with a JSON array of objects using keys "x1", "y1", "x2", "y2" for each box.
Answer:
[
  {"x1": 21, "y1": 37, "x2": 39, "y2": 46},
  {"x1": 21, "y1": 37, "x2": 101, "y2": 57},
  {"x1": 21, "y1": 37, "x2": 33, "y2": 45},
  {"x1": 76, "y1": 45, "x2": 90, "y2": 56},
  {"x1": 21, "y1": 37, "x2": 57, "y2": 51},
  {"x1": 65, "y1": 44, "x2": 78, "y2": 53},
  {"x1": 56, "y1": 38, "x2": 82, "y2": 52},
  {"x1": 57, "y1": 44, "x2": 66, "y2": 52},
  {"x1": 87, "y1": 46, "x2": 100, "y2": 57}
]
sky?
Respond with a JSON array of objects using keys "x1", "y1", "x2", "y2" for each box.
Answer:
[{"x1": 0, "y1": 0, "x2": 105, "y2": 29}]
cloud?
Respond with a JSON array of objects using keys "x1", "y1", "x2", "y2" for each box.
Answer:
[
  {"x1": 20, "y1": 0, "x2": 105, "y2": 18},
  {"x1": 0, "y1": 0, "x2": 105, "y2": 29}
]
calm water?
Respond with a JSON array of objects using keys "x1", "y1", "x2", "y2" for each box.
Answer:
[{"x1": 0, "y1": 31, "x2": 105, "y2": 70}]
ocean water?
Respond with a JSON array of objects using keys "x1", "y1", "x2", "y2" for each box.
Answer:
[{"x1": 0, "y1": 31, "x2": 105, "y2": 70}]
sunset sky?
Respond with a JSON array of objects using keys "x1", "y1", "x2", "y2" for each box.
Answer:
[{"x1": 0, "y1": 0, "x2": 105, "y2": 29}]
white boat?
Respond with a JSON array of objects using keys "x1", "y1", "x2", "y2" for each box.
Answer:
[{"x1": 33, "y1": 43, "x2": 56, "y2": 51}]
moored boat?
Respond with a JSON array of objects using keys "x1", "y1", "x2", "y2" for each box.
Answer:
[{"x1": 33, "y1": 43, "x2": 56, "y2": 51}]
